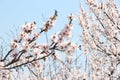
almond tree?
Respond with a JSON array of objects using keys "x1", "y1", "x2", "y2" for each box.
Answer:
[
  {"x1": 0, "y1": 11, "x2": 78, "y2": 80},
  {"x1": 78, "y1": 0, "x2": 120, "y2": 80},
  {"x1": 0, "y1": 0, "x2": 120, "y2": 80}
]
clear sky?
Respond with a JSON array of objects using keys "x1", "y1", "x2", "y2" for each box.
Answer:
[
  {"x1": 0, "y1": 0, "x2": 81, "y2": 44},
  {"x1": 0, "y1": 0, "x2": 119, "y2": 44}
]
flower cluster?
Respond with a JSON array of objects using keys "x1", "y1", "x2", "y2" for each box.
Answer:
[
  {"x1": 3, "y1": 11, "x2": 58, "y2": 72},
  {"x1": 59, "y1": 24, "x2": 73, "y2": 38},
  {"x1": 43, "y1": 10, "x2": 57, "y2": 32},
  {"x1": 10, "y1": 39, "x2": 19, "y2": 49},
  {"x1": 22, "y1": 22, "x2": 36, "y2": 33},
  {"x1": 59, "y1": 41, "x2": 77, "y2": 55},
  {"x1": 51, "y1": 24, "x2": 73, "y2": 44},
  {"x1": 0, "y1": 70, "x2": 10, "y2": 80},
  {"x1": 78, "y1": 0, "x2": 120, "y2": 80},
  {"x1": 50, "y1": 14, "x2": 77, "y2": 55}
]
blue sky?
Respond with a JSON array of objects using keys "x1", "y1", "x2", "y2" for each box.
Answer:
[
  {"x1": 0, "y1": 0, "x2": 119, "y2": 45},
  {"x1": 0, "y1": 0, "x2": 81, "y2": 44},
  {"x1": 0, "y1": 0, "x2": 80, "y2": 32}
]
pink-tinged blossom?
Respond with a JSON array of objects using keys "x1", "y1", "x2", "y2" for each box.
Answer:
[
  {"x1": 10, "y1": 40, "x2": 19, "y2": 49},
  {"x1": 59, "y1": 43, "x2": 66, "y2": 50},
  {"x1": 29, "y1": 22, "x2": 36, "y2": 30},
  {"x1": 58, "y1": 24, "x2": 73, "y2": 39},
  {"x1": 57, "y1": 37, "x2": 64, "y2": 44},
  {"x1": 70, "y1": 42, "x2": 78, "y2": 50},
  {"x1": 65, "y1": 24, "x2": 73, "y2": 30},
  {"x1": 58, "y1": 42, "x2": 69, "y2": 50},
  {"x1": 65, "y1": 42, "x2": 77, "y2": 55},
  {"x1": 20, "y1": 31, "x2": 26, "y2": 39},
  {"x1": 25, "y1": 37, "x2": 31, "y2": 42},
  {"x1": 58, "y1": 42, "x2": 77, "y2": 55},
  {"x1": 43, "y1": 13, "x2": 57, "y2": 32},
  {"x1": 58, "y1": 32, "x2": 63, "y2": 38},
  {"x1": 22, "y1": 25, "x2": 27, "y2": 32},
  {"x1": 48, "y1": 20, "x2": 55, "y2": 28},
  {"x1": 0, "y1": 62, "x2": 4, "y2": 68},
  {"x1": 33, "y1": 48, "x2": 40, "y2": 57},
  {"x1": 22, "y1": 22, "x2": 36, "y2": 33},
  {"x1": 65, "y1": 49, "x2": 73, "y2": 55},
  {"x1": 0, "y1": 70, "x2": 10, "y2": 79},
  {"x1": 22, "y1": 42, "x2": 29, "y2": 50},
  {"x1": 20, "y1": 32, "x2": 29, "y2": 41},
  {"x1": 34, "y1": 32, "x2": 40, "y2": 38},
  {"x1": 54, "y1": 53, "x2": 61, "y2": 60},
  {"x1": 68, "y1": 13, "x2": 75, "y2": 20},
  {"x1": 40, "y1": 44, "x2": 49, "y2": 51},
  {"x1": 51, "y1": 34, "x2": 58, "y2": 43}
]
